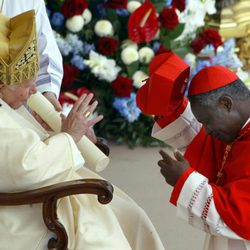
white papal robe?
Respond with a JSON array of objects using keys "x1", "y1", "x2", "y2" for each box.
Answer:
[
  {"x1": 0, "y1": 99, "x2": 164, "y2": 250},
  {"x1": 152, "y1": 102, "x2": 250, "y2": 250}
]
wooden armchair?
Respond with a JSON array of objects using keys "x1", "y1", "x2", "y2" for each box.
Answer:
[{"x1": 0, "y1": 138, "x2": 113, "y2": 250}]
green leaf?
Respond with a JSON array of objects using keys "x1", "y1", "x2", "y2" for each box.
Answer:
[
  {"x1": 162, "y1": 36, "x2": 171, "y2": 49},
  {"x1": 150, "y1": 0, "x2": 166, "y2": 12},
  {"x1": 168, "y1": 23, "x2": 185, "y2": 39},
  {"x1": 126, "y1": 61, "x2": 139, "y2": 77}
]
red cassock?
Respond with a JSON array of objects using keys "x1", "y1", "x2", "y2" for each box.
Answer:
[{"x1": 170, "y1": 118, "x2": 250, "y2": 240}]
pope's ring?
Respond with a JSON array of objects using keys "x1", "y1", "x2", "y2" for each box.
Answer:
[{"x1": 84, "y1": 111, "x2": 91, "y2": 118}]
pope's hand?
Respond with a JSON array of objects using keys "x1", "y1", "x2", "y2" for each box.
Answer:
[
  {"x1": 157, "y1": 149, "x2": 190, "y2": 187},
  {"x1": 61, "y1": 93, "x2": 103, "y2": 143}
]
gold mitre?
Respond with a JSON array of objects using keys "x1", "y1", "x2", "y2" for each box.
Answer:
[
  {"x1": 219, "y1": 0, "x2": 250, "y2": 39},
  {"x1": 0, "y1": 10, "x2": 39, "y2": 85}
]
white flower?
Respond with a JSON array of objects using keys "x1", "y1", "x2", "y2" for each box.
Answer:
[
  {"x1": 184, "y1": 53, "x2": 196, "y2": 65},
  {"x1": 176, "y1": 0, "x2": 216, "y2": 41},
  {"x1": 82, "y1": 8, "x2": 92, "y2": 25},
  {"x1": 127, "y1": 1, "x2": 141, "y2": 13},
  {"x1": 121, "y1": 47, "x2": 139, "y2": 65},
  {"x1": 132, "y1": 70, "x2": 148, "y2": 88},
  {"x1": 94, "y1": 20, "x2": 114, "y2": 37},
  {"x1": 203, "y1": 0, "x2": 216, "y2": 15},
  {"x1": 138, "y1": 47, "x2": 154, "y2": 64},
  {"x1": 184, "y1": 53, "x2": 196, "y2": 71},
  {"x1": 66, "y1": 15, "x2": 84, "y2": 33},
  {"x1": 84, "y1": 51, "x2": 121, "y2": 82},
  {"x1": 121, "y1": 39, "x2": 138, "y2": 50}
]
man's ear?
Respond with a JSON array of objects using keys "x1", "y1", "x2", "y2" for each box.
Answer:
[{"x1": 218, "y1": 95, "x2": 233, "y2": 112}]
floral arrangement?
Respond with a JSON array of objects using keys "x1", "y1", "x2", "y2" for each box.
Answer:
[{"x1": 46, "y1": 0, "x2": 221, "y2": 147}]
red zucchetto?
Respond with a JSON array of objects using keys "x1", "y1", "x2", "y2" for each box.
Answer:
[{"x1": 188, "y1": 65, "x2": 238, "y2": 96}]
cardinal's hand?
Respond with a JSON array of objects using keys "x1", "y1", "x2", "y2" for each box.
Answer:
[{"x1": 158, "y1": 149, "x2": 190, "y2": 186}]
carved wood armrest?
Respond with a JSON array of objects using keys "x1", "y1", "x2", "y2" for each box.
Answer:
[
  {"x1": 0, "y1": 179, "x2": 113, "y2": 250},
  {"x1": 96, "y1": 137, "x2": 110, "y2": 156}
]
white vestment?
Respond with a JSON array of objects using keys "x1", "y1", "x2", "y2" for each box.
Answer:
[
  {"x1": 152, "y1": 102, "x2": 250, "y2": 250},
  {"x1": 0, "y1": 99, "x2": 164, "y2": 250}
]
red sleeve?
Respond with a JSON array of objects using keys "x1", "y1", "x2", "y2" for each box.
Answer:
[{"x1": 170, "y1": 167, "x2": 195, "y2": 206}]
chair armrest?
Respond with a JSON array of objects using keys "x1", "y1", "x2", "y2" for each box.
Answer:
[
  {"x1": 95, "y1": 137, "x2": 110, "y2": 156},
  {"x1": 0, "y1": 179, "x2": 113, "y2": 250}
]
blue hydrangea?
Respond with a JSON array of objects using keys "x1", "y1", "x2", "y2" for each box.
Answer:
[
  {"x1": 51, "y1": 12, "x2": 65, "y2": 27},
  {"x1": 116, "y1": 9, "x2": 129, "y2": 16},
  {"x1": 166, "y1": 0, "x2": 172, "y2": 7},
  {"x1": 152, "y1": 41, "x2": 161, "y2": 53},
  {"x1": 96, "y1": 4, "x2": 107, "y2": 18},
  {"x1": 113, "y1": 93, "x2": 141, "y2": 123},
  {"x1": 191, "y1": 39, "x2": 243, "y2": 78},
  {"x1": 70, "y1": 55, "x2": 86, "y2": 70},
  {"x1": 56, "y1": 38, "x2": 73, "y2": 56},
  {"x1": 82, "y1": 42, "x2": 96, "y2": 55},
  {"x1": 66, "y1": 34, "x2": 84, "y2": 55}
]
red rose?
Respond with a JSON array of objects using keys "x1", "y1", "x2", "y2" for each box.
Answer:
[
  {"x1": 191, "y1": 36, "x2": 206, "y2": 54},
  {"x1": 112, "y1": 76, "x2": 133, "y2": 97},
  {"x1": 61, "y1": 0, "x2": 88, "y2": 18},
  {"x1": 202, "y1": 28, "x2": 223, "y2": 52},
  {"x1": 104, "y1": 0, "x2": 128, "y2": 9},
  {"x1": 191, "y1": 28, "x2": 223, "y2": 54},
  {"x1": 62, "y1": 64, "x2": 79, "y2": 90},
  {"x1": 97, "y1": 37, "x2": 119, "y2": 56},
  {"x1": 172, "y1": 0, "x2": 186, "y2": 12},
  {"x1": 159, "y1": 7, "x2": 179, "y2": 30}
]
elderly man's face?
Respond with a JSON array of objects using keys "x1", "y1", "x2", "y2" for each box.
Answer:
[
  {"x1": 0, "y1": 77, "x2": 37, "y2": 109},
  {"x1": 191, "y1": 98, "x2": 242, "y2": 144}
]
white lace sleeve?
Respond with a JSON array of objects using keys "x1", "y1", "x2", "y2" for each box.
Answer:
[
  {"x1": 176, "y1": 171, "x2": 243, "y2": 240},
  {"x1": 152, "y1": 102, "x2": 202, "y2": 150}
]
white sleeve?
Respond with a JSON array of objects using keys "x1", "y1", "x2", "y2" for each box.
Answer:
[
  {"x1": 35, "y1": 0, "x2": 63, "y2": 97},
  {"x1": 152, "y1": 102, "x2": 202, "y2": 150},
  {"x1": 0, "y1": 128, "x2": 84, "y2": 191},
  {"x1": 176, "y1": 171, "x2": 243, "y2": 240}
]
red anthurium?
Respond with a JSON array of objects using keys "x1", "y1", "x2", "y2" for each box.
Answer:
[{"x1": 128, "y1": 1, "x2": 159, "y2": 43}]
